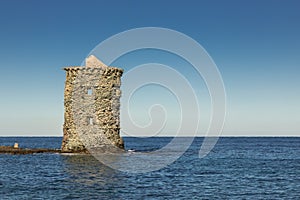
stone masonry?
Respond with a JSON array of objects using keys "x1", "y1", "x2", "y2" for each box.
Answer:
[{"x1": 61, "y1": 55, "x2": 124, "y2": 153}]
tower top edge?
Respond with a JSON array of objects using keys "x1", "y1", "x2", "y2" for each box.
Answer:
[{"x1": 63, "y1": 66, "x2": 123, "y2": 72}]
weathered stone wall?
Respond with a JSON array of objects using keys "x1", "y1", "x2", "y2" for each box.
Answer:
[
  {"x1": 61, "y1": 56, "x2": 124, "y2": 153},
  {"x1": 62, "y1": 68, "x2": 86, "y2": 152},
  {"x1": 95, "y1": 68, "x2": 123, "y2": 148}
]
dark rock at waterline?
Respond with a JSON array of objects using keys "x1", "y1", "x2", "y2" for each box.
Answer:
[{"x1": 0, "y1": 146, "x2": 63, "y2": 155}]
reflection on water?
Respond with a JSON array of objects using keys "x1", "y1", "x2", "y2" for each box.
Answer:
[
  {"x1": 61, "y1": 155, "x2": 118, "y2": 186},
  {"x1": 60, "y1": 154, "x2": 127, "y2": 199}
]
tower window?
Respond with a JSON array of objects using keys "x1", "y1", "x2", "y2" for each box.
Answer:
[
  {"x1": 87, "y1": 88, "x2": 92, "y2": 95},
  {"x1": 88, "y1": 117, "x2": 93, "y2": 125}
]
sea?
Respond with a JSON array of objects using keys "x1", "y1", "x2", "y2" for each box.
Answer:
[{"x1": 0, "y1": 137, "x2": 299, "y2": 199}]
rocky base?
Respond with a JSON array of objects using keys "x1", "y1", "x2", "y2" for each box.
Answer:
[
  {"x1": 0, "y1": 146, "x2": 89, "y2": 155},
  {"x1": 0, "y1": 146, "x2": 61, "y2": 155},
  {"x1": 0, "y1": 145, "x2": 128, "y2": 155}
]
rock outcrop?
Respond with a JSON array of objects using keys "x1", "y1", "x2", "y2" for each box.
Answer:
[
  {"x1": 0, "y1": 146, "x2": 61, "y2": 155},
  {"x1": 61, "y1": 55, "x2": 124, "y2": 153}
]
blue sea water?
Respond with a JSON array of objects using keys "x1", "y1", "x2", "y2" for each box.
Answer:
[{"x1": 0, "y1": 137, "x2": 299, "y2": 199}]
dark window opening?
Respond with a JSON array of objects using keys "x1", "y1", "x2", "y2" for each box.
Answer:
[{"x1": 88, "y1": 117, "x2": 93, "y2": 125}]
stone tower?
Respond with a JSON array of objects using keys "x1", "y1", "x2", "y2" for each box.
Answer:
[{"x1": 61, "y1": 55, "x2": 124, "y2": 153}]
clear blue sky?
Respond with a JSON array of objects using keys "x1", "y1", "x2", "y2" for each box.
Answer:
[{"x1": 0, "y1": 0, "x2": 299, "y2": 136}]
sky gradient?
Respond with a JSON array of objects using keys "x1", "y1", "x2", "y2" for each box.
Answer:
[{"x1": 0, "y1": 0, "x2": 299, "y2": 136}]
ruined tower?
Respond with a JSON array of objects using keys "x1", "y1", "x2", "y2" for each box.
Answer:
[{"x1": 61, "y1": 55, "x2": 124, "y2": 153}]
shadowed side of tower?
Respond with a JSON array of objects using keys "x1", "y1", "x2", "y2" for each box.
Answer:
[{"x1": 61, "y1": 55, "x2": 124, "y2": 153}]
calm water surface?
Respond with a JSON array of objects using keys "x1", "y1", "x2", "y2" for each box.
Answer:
[{"x1": 0, "y1": 137, "x2": 299, "y2": 199}]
